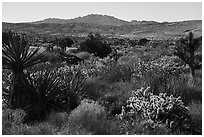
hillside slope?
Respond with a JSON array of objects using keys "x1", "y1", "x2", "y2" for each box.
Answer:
[
  {"x1": 32, "y1": 14, "x2": 130, "y2": 26},
  {"x1": 2, "y1": 15, "x2": 202, "y2": 39}
]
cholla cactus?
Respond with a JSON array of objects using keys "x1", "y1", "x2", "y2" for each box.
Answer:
[
  {"x1": 124, "y1": 87, "x2": 190, "y2": 129},
  {"x1": 116, "y1": 106, "x2": 126, "y2": 120}
]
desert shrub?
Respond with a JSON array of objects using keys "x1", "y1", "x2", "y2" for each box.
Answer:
[
  {"x1": 100, "y1": 63, "x2": 134, "y2": 83},
  {"x1": 139, "y1": 55, "x2": 190, "y2": 77},
  {"x1": 141, "y1": 50, "x2": 164, "y2": 62},
  {"x1": 66, "y1": 99, "x2": 109, "y2": 134},
  {"x1": 151, "y1": 55, "x2": 190, "y2": 73},
  {"x1": 32, "y1": 122, "x2": 56, "y2": 135},
  {"x1": 131, "y1": 57, "x2": 200, "y2": 105},
  {"x1": 133, "y1": 56, "x2": 190, "y2": 81},
  {"x1": 193, "y1": 69, "x2": 202, "y2": 89},
  {"x1": 59, "y1": 52, "x2": 84, "y2": 65},
  {"x1": 13, "y1": 122, "x2": 56, "y2": 135},
  {"x1": 47, "y1": 54, "x2": 61, "y2": 64},
  {"x1": 9, "y1": 122, "x2": 56, "y2": 135},
  {"x1": 84, "y1": 77, "x2": 110, "y2": 100},
  {"x1": 2, "y1": 109, "x2": 27, "y2": 135},
  {"x1": 108, "y1": 113, "x2": 171, "y2": 135},
  {"x1": 138, "y1": 38, "x2": 150, "y2": 46},
  {"x1": 145, "y1": 73, "x2": 202, "y2": 105},
  {"x1": 119, "y1": 87, "x2": 190, "y2": 132},
  {"x1": 174, "y1": 75, "x2": 202, "y2": 105},
  {"x1": 58, "y1": 126, "x2": 93, "y2": 135},
  {"x1": 41, "y1": 51, "x2": 61, "y2": 64},
  {"x1": 46, "y1": 111, "x2": 69, "y2": 128},
  {"x1": 79, "y1": 58, "x2": 103, "y2": 77},
  {"x1": 2, "y1": 109, "x2": 68, "y2": 135},
  {"x1": 27, "y1": 62, "x2": 67, "y2": 72},
  {"x1": 2, "y1": 109, "x2": 26, "y2": 125},
  {"x1": 118, "y1": 55, "x2": 140, "y2": 65},
  {"x1": 99, "y1": 82, "x2": 133, "y2": 116},
  {"x1": 79, "y1": 33, "x2": 112, "y2": 58},
  {"x1": 187, "y1": 102, "x2": 202, "y2": 134},
  {"x1": 142, "y1": 70, "x2": 182, "y2": 96}
]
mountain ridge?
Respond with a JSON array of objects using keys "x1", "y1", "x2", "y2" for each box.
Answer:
[
  {"x1": 2, "y1": 14, "x2": 202, "y2": 39},
  {"x1": 4, "y1": 14, "x2": 201, "y2": 27},
  {"x1": 32, "y1": 14, "x2": 130, "y2": 26},
  {"x1": 30, "y1": 14, "x2": 163, "y2": 26},
  {"x1": 29, "y1": 14, "x2": 201, "y2": 26}
]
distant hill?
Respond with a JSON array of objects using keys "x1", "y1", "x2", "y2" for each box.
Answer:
[
  {"x1": 2, "y1": 14, "x2": 202, "y2": 39},
  {"x1": 32, "y1": 14, "x2": 161, "y2": 26},
  {"x1": 33, "y1": 18, "x2": 68, "y2": 24},
  {"x1": 69, "y1": 14, "x2": 130, "y2": 26},
  {"x1": 130, "y1": 20, "x2": 159, "y2": 25},
  {"x1": 33, "y1": 14, "x2": 130, "y2": 26}
]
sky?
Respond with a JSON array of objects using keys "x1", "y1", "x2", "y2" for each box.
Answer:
[{"x1": 2, "y1": 2, "x2": 202, "y2": 23}]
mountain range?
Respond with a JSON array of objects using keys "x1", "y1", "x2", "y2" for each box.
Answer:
[
  {"x1": 32, "y1": 14, "x2": 160, "y2": 26},
  {"x1": 2, "y1": 14, "x2": 202, "y2": 39}
]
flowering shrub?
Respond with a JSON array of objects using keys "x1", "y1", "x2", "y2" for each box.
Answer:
[{"x1": 118, "y1": 87, "x2": 190, "y2": 130}]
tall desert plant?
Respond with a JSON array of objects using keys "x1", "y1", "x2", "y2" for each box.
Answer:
[
  {"x1": 174, "y1": 32, "x2": 202, "y2": 76},
  {"x1": 2, "y1": 31, "x2": 44, "y2": 109}
]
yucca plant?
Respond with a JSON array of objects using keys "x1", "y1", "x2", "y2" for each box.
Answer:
[
  {"x1": 60, "y1": 70, "x2": 87, "y2": 110},
  {"x1": 24, "y1": 67, "x2": 87, "y2": 122},
  {"x1": 2, "y1": 31, "x2": 43, "y2": 109},
  {"x1": 25, "y1": 70, "x2": 69, "y2": 122}
]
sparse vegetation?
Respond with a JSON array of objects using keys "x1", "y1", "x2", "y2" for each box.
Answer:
[{"x1": 2, "y1": 25, "x2": 202, "y2": 135}]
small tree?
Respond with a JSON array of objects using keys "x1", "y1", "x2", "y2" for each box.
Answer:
[
  {"x1": 174, "y1": 32, "x2": 202, "y2": 76},
  {"x1": 79, "y1": 33, "x2": 112, "y2": 58},
  {"x1": 138, "y1": 38, "x2": 150, "y2": 46},
  {"x1": 58, "y1": 36, "x2": 74, "y2": 52}
]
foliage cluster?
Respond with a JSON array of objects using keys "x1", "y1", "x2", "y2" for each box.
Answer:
[{"x1": 79, "y1": 33, "x2": 112, "y2": 58}]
